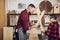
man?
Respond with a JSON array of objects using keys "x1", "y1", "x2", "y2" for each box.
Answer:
[
  {"x1": 46, "y1": 16, "x2": 59, "y2": 40},
  {"x1": 16, "y1": 4, "x2": 35, "y2": 40}
]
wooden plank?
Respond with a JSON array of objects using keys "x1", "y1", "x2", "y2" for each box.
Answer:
[
  {"x1": 3, "y1": 27, "x2": 13, "y2": 40},
  {"x1": 0, "y1": 0, "x2": 5, "y2": 40}
]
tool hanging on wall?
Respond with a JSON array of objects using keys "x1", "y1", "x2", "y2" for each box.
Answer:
[{"x1": 39, "y1": 0, "x2": 52, "y2": 13}]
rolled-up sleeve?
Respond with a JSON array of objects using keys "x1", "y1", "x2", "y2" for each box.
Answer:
[{"x1": 16, "y1": 14, "x2": 22, "y2": 29}]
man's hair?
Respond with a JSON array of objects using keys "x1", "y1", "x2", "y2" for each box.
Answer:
[{"x1": 28, "y1": 4, "x2": 35, "y2": 8}]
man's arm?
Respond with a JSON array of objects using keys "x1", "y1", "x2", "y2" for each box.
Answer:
[
  {"x1": 16, "y1": 12, "x2": 23, "y2": 32},
  {"x1": 16, "y1": 15, "x2": 22, "y2": 32},
  {"x1": 16, "y1": 11, "x2": 25, "y2": 29},
  {"x1": 16, "y1": 15, "x2": 22, "y2": 29},
  {"x1": 21, "y1": 12, "x2": 29, "y2": 31}
]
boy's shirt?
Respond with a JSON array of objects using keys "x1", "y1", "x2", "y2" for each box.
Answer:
[
  {"x1": 46, "y1": 22, "x2": 59, "y2": 37},
  {"x1": 59, "y1": 26, "x2": 60, "y2": 38}
]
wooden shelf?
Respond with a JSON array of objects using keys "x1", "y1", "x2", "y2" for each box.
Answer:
[
  {"x1": 7, "y1": 13, "x2": 60, "y2": 15},
  {"x1": 7, "y1": 13, "x2": 60, "y2": 27}
]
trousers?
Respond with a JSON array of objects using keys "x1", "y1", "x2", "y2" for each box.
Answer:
[{"x1": 18, "y1": 28, "x2": 28, "y2": 40}]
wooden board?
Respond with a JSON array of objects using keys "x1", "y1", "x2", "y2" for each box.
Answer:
[
  {"x1": 0, "y1": 0, "x2": 5, "y2": 40},
  {"x1": 29, "y1": 27, "x2": 39, "y2": 40},
  {"x1": 39, "y1": 1, "x2": 52, "y2": 13},
  {"x1": 3, "y1": 27, "x2": 13, "y2": 40}
]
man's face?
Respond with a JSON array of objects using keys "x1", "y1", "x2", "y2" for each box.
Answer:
[
  {"x1": 50, "y1": 18, "x2": 55, "y2": 22},
  {"x1": 29, "y1": 6, "x2": 35, "y2": 14}
]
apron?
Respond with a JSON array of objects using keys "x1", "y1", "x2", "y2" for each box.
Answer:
[{"x1": 29, "y1": 28, "x2": 39, "y2": 40}]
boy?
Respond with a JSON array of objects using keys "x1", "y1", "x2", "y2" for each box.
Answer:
[{"x1": 46, "y1": 16, "x2": 59, "y2": 40}]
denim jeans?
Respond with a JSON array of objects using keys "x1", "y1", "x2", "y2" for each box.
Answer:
[
  {"x1": 48, "y1": 36, "x2": 59, "y2": 40},
  {"x1": 18, "y1": 28, "x2": 28, "y2": 40}
]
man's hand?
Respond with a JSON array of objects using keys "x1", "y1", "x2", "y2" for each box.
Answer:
[{"x1": 16, "y1": 29, "x2": 18, "y2": 32}]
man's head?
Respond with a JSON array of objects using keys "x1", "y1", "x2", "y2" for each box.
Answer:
[
  {"x1": 27, "y1": 4, "x2": 35, "y2": 14},
  {"x1": 50, "y1": 16, "x2": 57, "y2": 22}
]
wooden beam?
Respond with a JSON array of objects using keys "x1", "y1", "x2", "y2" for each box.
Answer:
[{"x1": 0, "y1": 0, "x2": 5, "y2": 40}]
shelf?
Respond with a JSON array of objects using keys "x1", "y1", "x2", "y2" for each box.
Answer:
[
  {"x1": 7, "y1": 13, "x2": 60, "y2": 27},
  {"x1": 7, "y1": 13, "x2": 60, "y2": 15}
]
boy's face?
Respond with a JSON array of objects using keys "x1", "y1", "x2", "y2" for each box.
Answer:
[
  {"x1": 30, "y1": 21, "x2": 35, "y2": 26},
  {"x1": 50, "y1": 18, "x2": 55, "y2": 22}
]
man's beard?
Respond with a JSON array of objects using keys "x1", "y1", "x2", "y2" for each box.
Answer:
[{"x1": 29, "y1": 12, "x2": 31, "y2": 15}]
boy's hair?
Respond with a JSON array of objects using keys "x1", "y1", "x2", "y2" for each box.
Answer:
[
  {"x1": 50, "y1": 16, "x2": 57, "y2": 20},
  {"x1": 28, "y1": 4, "x2": 35, "y2": 8},
  {"x1": 50, "y1": 14, "x2": 57, "y2": 20}
]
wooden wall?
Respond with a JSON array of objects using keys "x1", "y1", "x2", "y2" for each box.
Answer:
[{"x1": 0, "y1": 0, "x2": 5, "y2": 40}]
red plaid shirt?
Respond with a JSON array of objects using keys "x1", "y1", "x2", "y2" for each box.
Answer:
[
  {"x1": 46, "y1": 22, "x2": 59, "y2": 38},
  {"x1": 16, "y1": 9, "x2": 29, "y2": 31}
]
